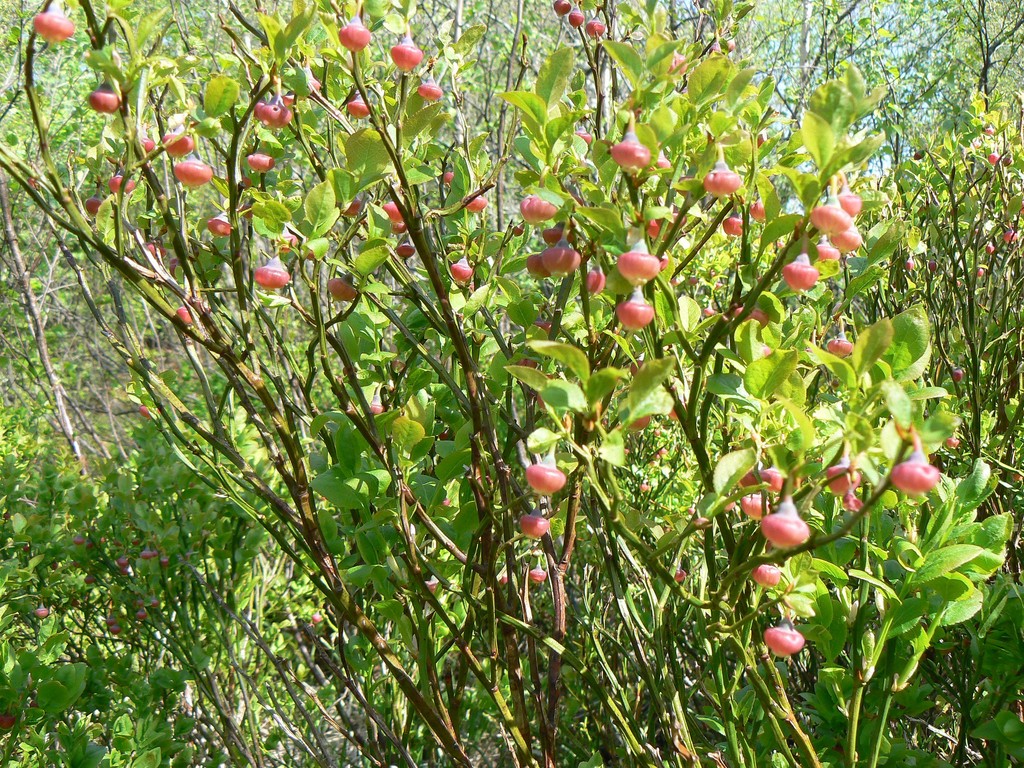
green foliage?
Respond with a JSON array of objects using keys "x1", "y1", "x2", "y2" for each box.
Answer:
[{"x1": 0, "y1": 0, "x2": 1021, "y2": 766}]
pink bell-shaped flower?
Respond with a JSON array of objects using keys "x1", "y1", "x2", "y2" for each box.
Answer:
[
  {"x1": 33, "y1": 4, "x2": 75, "y2": 42},
  {"x1": 764, "y1": 619, "x2": 806, "y2": 656},
  {"x1": 825, "y1": 455, "x2": 861, "y2": 494},
  {"x1": 610, "y1": 129, "x2": 652, "y2": 171},
  {"x1": 616, "y1": 288, "x2": 655, "y2": 330},
  {"x1": 528, "y1": 566, "x2": 548, "y2": 584},
  {"x1": 751, "y1": 564, "x2": 781, "y2": 588},
  {"x1": 815, "y1": 235, "x2": 841, "y2": 261},
  {"x1": 760, "y1": 496, "x2": 810, "y2": 548},
  {"x1": 838, "y1": 184, "x2": 862, "y2": 216},
  {"x1": 520, "y1": 511, "x2": 550, "y2": 538},
  {"x1": 207, "y1": 213, "x2": 232, "y2": 237},
  {"x1": 174, "y1": 155, "x2": 214, "y2": 188},
  {"x1": 782, "y1": 251, "x2": 819, "y2": 291},
  {"x1": 541, "y1": 238, "x2": 581, "y2": 276},
  {"x1": 338, "y1": 16, "x2": 372, "y2": 51},
  {"x1": 391, "y1": 33, "x2": 424, "y2": 72},
  {"x1": 450, "y1": 257, "x2": 473, "y2": 284},
  {"x1": 810, "y1": 195, "x2": 853, "y2": 235},
  {"x1": 616, "y1": 240, "x2": 660, "y2": 285},
  {"x1": 703, "y1": 159, "x2": 742, "y2": 197},
  {"x1": 254, "y1": 256, "x2": 291, "y2": 290},
  {"x1": 740, "y1": 493, "x2": 768, "y2": 520},
  {"x1": 417, "y1": 76, "x2": 443, "y2": 102},
  {"x1": 520, "y1": 194, "x2": 558, "y2": 225},
  {"x1": 890, "y1": 448, "x2": 940, "y2": 496},
  {"x1": 526, "y1": 453, "x2": 566, "y2": 495},
  {"x1": 827, "y1": 331, "x2": 853, "y2": 357},
  {"x1": 586, "y1": 267, "x2": 606, "y2": 293}
]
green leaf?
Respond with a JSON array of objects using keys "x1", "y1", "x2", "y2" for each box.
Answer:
[
  {"x1": 626, "y1": 387, "x2": 673, "y2": 423},
  {"x1": 602, "y1": 41, "x2": 644, "y2": 87},
  {"x1": 994, "y1": 711, "x2": 1024, "y2": 745},
  {"x1": 808, "y1": 79, "x2": 856, "y2": 137},
  {"x1": 735, "y1": 320, "x2": 762, "y2": 364},
  {"x1": 973, "y1": 712, "x2": 1024, "y2": 749},
  {"x1": 778, "y1": 168, "x2": 822, "y2": 211},
  {"x1": 352, "y1": 245, "x2": 389, "y2": 277},
  {"x1": 829, "y1": 132, "x2": 885, "y2": 176},
  {"x1": 820, "y1": 605, "x2": 849, "y2": 662},
  {"x1": 848, "y1": 568, "x2": 898, "y2": 599},
  {"x1": 305, "y1": 237, "x2": 330, "y2": 260},
  {"x1": 251, "y1": 199, "x2": 291, "y2": 234},
  {"x1": 527, "y1": 428, "x2": 560, "y2": 454},
  {"x1": 598, "y1": 429, "x2": 626, "y2": 466},
  {"x1": 257, "y1": 13, "x2": 282, "y2": 55},
  {"x1": 500, "y1": 91, "x2": 548, "y2": 135},
  {"x1": 391, "y1": 416, "x2": 425, "y2": 451},
  {"x1": 758, "y1": 214, "x2": 802, "y2": 255},
  {"x1": 955, "y1": 460, "x2": 993, "y2": 513},
  {"x1": 310, "y1": 410, "x2": 345, "y2": 440},
  {"x1": 884, "y1": 305, "x2": 931, "y2": 381},
  {"x1": 888, "y1": 597, "x2": 927, "y2": 636},
  {"x1": 807, "y1": 346, "x2": 856, "y2": 389},
  {"x1": 136, "y1": 8, "x2": 167, "y2": 48},
  {"x1": 725, "y1": 67, "x2": 757, "y2": 108},
  {"x1": 778, "y1": 396, "x2": 815, "y2": 452},
  {"x1": 811, "y1": 557, "x2": 850, "y2": 585},
  {"x1": 940, "y1": 583, "x2": 984, "y2": 626},
  {"x1": 962, "y1": 514, "x2": 1012, "y2": 570},
  {"x1": 575, "y1": 205, "x2": 627, "y2": 240},
  {"x1": 403, "y1": 164, "x2": 438, "y2": 185},
  {"x1": 626, "y1": 358, "x2": 675, "y2": 419},
  {"x1": 406, "y1": 391, "x2": 433, "y2": 430},
  {"x1": 506, "y1": 365, "x2": 550, "y2": 392},
  {"x1": 713, "y1": 448, "x2": 756, "y2": 495},
  {"x1": 908, "y1": 386, "x2": 948, "y2": 400},
  {"x1": 911, "y1": 545, "x2": 984, "y2": 586},
  {"x1": 53, "y1": 663, "x2": 87, "y2": 700},
  {"x1": 304, "y1": 181, "x2": 339, "y2": 237},
  {"x1": 649, "y1": 104, "x2": 678, "y2": 143},
  {"x1": 312, "y1": 469, "x2": 391, "y2": 509},
  {"x1": 204, "y1": 76, "x2": 240, "y2": 117},
  {"x1": 134, "y1": 748, "x2": 162, "y2": 768},
  {"x1": 540, "y1": 380, "x2": 587, "y2": 413},
  {"x1": 36, "y1": 680, "x2": 77, "y2": 713},
  {"x1": 678, "y1": 296, "x2": 701, "y2": 332},
  {"x1": 319, "y1": 510, "x2": 343, "y2": 554},
  {"x1": 801, "y1": 110, "x2": 835, "y2": 168},
  {"x1": 865, "y1": 220, "x2": 905, "y2": 264},
  {"x1": 345, "y1": 129, "x2": 391, "y2": 185},
  {"x1": 707, "y1": 372, "x2": 745, "y2": 398},
  {"x1": 535, "y1": 47, "x2": 575, "y2": 107},
  {"x1": 846, "y1": 264, "x2": 885, "y2": 297},
  {"x1": 277, "y1": 1, "x2": 315, "y2": 61},
  {"x1": 586, "y1": 367, "x2": 627, "y2": 406},
  {"x1": 852, "y1": 318, "x2": 893, "y2": 375},
  {"x1": 528, "y1": 340, "x2": 590, "y2": 382},
  {"x1": 463, "y1": 284, "x2": 492, "y2": 315},
  {"x1": 687, "y1": 55, "x2": 735, "y2": 107},
  {"x1": 921, "y1": 411, "x2": 958, "y2": 448},
  {"x1": 453, "y1": 24, "x2": 486, "y2": 55},
  {"x1": 881, "y1": 380, "x2": 912, "y2": 428},
  {"x1": 744, "y1": 350, "x2": 798, "y2": 399},
  {"x1": 403, "y1": 103, "x2": 446, "y2": 145}
]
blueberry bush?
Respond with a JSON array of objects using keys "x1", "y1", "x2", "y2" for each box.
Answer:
[{"x1": 1, "y1": 0, "x2": 1023, "y2": 766}]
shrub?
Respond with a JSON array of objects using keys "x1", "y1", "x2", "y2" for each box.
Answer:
[{"x1": 1, "y1": 0, "x2": 1022, "y2": 765}]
